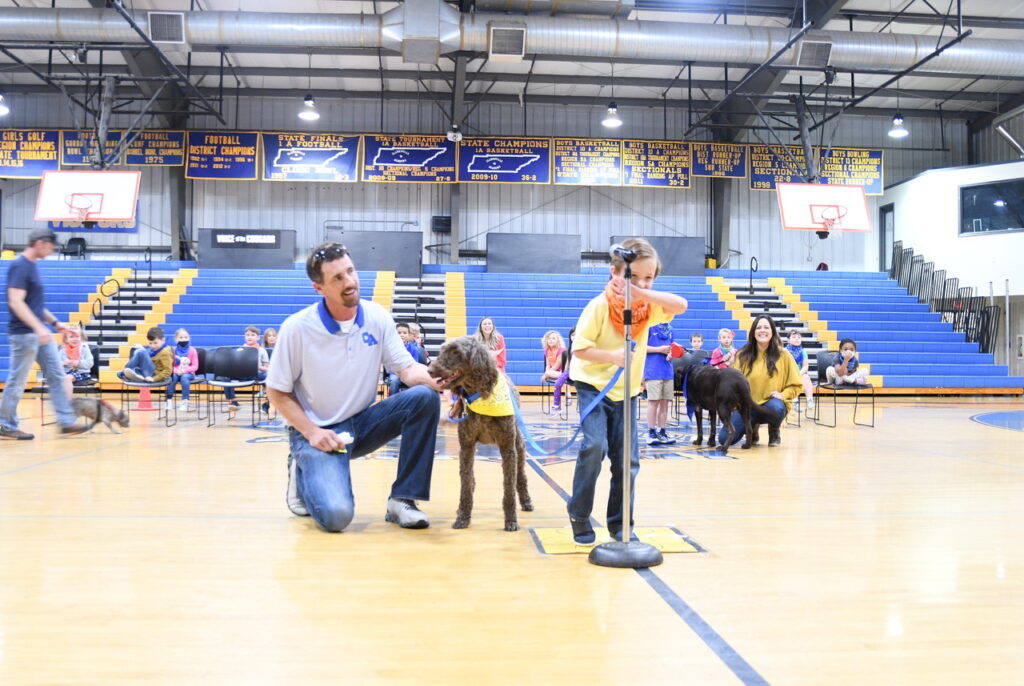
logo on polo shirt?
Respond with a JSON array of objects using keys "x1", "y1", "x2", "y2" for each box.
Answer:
[{"x1": 362, "y1": 332, "x2": 379, "y2": 347}]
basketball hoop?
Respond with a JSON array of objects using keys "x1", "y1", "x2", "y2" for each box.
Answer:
[{"x1": 64, "y1": 193, "x2": 102, "y2": 223}]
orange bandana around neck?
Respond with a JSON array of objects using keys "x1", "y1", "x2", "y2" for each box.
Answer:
[{"x1": 604, "y1": 281, "x2": 651, "y2": 340}]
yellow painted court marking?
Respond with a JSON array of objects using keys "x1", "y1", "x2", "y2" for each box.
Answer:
[{"x1": 532, "y1": 526, "x2": 699, "y2": 555}]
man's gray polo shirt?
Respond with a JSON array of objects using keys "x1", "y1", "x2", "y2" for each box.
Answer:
[{"x1": 266, "y1": 298, "x2": 414, "y2": 427}]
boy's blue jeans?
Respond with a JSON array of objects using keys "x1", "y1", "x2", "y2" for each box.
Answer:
[
  {"x1": 718, "y1": 397, "x2": 788, "y2": 446},
  {"x1": 288, "y1": 385, "x2": 440, "y2": 533},
  {"x1": 124, "y1": 348, "x2": 155, "y2": 378},
  {"x1": 567, "y1": 381, "x2": 640, "y2": 533}
]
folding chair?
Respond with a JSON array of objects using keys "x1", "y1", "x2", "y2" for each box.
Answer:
[
  {"x1": 811, "y1": 349, "x2": 875, "y2": 428},
  {"x1": 119, "y1": 359, "x2": 176, "y2": 427},
  {"x1": 204, "y1": 346, "x2": 262, "y2": 427}
]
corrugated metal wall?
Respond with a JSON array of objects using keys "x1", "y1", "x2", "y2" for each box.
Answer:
[
  {"x1": 972, "y1": 116, "x2": 1024, "y2": 165},
  {"x1": 2, "y1": 94, "x2": 968, "y2": 269}
]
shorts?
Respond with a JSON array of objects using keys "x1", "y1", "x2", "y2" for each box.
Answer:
[{"x1": 645, "y1": 378, "x2": 674, "y2": 401}]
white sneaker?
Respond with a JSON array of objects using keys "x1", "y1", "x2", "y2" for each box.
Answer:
[
  {"x1": 385, "y1": 497, "x2": 429, "y2": 529},
  {"x1": 806, "y1": 399, "x2": 815, "y2": 410},
  {"x1": 165, "y1": 399, "x2": 173, "y2": 411},
  {"x1": 286, "y1": 454, "x2": 309, "y2": 517},
  {"x1": 121, "y1": 368, "x2": 143, "y2": 382},
  {"x1": 178, "y1": 400, "x2": 189, "y2": 412}
]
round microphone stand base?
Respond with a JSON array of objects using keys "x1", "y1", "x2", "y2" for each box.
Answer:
[{"x1": 588, "y1": 540, "x2": 663, "y2": 569}]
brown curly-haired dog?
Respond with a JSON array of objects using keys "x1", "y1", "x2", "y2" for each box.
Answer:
[{"x1": 428, "y1": 336, "x2": 533, "y2": 531}]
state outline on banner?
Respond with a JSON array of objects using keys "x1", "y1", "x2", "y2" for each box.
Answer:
[
  {"x1": 371, "y1": 147, "x2": 446, "y2": 167},
  {"x1": 466, "y1": 153, "x2": 541, "y2": 174},
  {"x1": 271, "y1": 147, "x2": 350, "y2": 177}
]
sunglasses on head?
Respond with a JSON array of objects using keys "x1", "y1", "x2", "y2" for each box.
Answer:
[{"x1": 312, "y1": 243, "x2": 348, "y2": 264}]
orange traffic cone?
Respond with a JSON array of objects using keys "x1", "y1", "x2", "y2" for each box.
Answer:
[{"x1": 134, "y1": 386, "x2": 157, "y2": 411}]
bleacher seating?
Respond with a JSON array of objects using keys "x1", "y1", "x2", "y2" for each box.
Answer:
[{"x1": 464, "y1": 273, "x2": 743, "y2": 388}]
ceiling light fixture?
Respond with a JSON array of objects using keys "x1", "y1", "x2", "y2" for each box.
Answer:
[
  {"x1": 601, "y1": 61, "x2": 622, "y2": 129},
  {"x1": 0, "y1": 94, "x2": 9, "y2": 117},
  {"x1": 888, "y1": 80, "x2": 908, "y2": 139},
  {"x1": 297, "y1": 53, "x2": 320, "y2": 122}
]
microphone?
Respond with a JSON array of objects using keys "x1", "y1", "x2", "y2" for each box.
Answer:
[{"x1": 609, "y1": 243, "x2": 637, "y2": 262}]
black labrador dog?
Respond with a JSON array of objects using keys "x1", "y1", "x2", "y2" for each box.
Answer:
[{"x1": 682, "y1": 365, "x2": 755, "y2": 454}]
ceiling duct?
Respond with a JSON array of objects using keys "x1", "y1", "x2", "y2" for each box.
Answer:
[
  {"x1": 489, "y1": 22, "x2": 527, "y2": 62},
  {"x1": 147, "y1": 12, "x2": 185, "y2": 44},
  {"x1": 475, "y1": 0, "x2": 634, "y2": 17},
  {"x1": 3, "y1": 5, "x2": 1024, "y2": 77}
]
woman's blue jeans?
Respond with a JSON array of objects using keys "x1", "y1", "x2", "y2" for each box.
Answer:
[
  {"x1": 166, "y1": 373, "x2": 196, "y2": 400},
  {"x1": 567, "y1": 382, "x2": 640, "y2": 533},
  {"x1": 288, "y1": 385, "x2": 440, "y2": 533},
  {"x1": 718, "y1": 397, "x2": 788, "y2": 446}
]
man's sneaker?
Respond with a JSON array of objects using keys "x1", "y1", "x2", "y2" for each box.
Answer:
[
  {"x1": 59, "y1": 422, "x2": 89, "y2": 437},
  {"x1": 385, "y1": 498, "x2": 429, "y2": 529},
  {"x1": 121, "y1": 368, "x2": 143, "y2": 382},
  {"x1": 286, "y1": 454, "x2": 309, "y2": 516},
  {"x1": 657, "y1": 428, "x2": 676, "y2": 445},
  {"x1": 0, "y1": 426, "x2": 34, "y2": 440},
  {"x1": 646, "y1": 428, "x2": 661, "y2": 446}
]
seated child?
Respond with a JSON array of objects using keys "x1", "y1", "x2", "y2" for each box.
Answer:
[
  {"x1": 540, "y1": 330, "x2": 566, "y2": 383},
  {"x1": 550, "y1": 327, "x2": 575, "y2": 416},
  {"x1": 166, "y1": 328, "x2": 199, "y2": 411},
  {"x1": 388, "y1": 322, "x2": 427, "y2": 396},
  {"x1": 785, "y1": 329, "x2": 815, "y2": 410},
  {"x1": 709, "y1": 328, "x2": 736, "y2": 368},
  {"x1": 224, "y1": 325, "x2": 270, "y2": 419},
  {"x1": 120, "y1": 326, "x2": 173, "y2": 384},
  {"x1": 262, "y1": 327, "x2": 277, "y2": 359},
  {"x1": 827, "y1": 337, "x2": 868, "y2": 386},
  {"x1": 59, "y1": 324, "x2": 94, "y2": 398},
  {"x1": 689, "y1": 332, "x2": 704, "y2": 351}
]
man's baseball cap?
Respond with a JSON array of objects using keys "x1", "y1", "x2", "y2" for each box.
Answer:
[{"x1": 27, "y1": 228, "x2": 58, "y2": 245}]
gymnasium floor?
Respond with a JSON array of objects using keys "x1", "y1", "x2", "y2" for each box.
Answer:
[{"x1": 1, "y1": 394, "x2": 1022, "y2": 685}]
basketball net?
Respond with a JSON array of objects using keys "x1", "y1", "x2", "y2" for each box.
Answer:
[{"x1": 64, "y1": 194, "x2": 94, "y2": 222}]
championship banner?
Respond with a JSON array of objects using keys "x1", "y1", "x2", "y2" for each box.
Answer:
[
  {"x1": 749, "y1": 144, "x2": 809, "y2": 190},
  {"x1": 124, "y1": 130, "x2": 186, "y2": 166},
  {"x1": 818, "y1": 147, "x2": 884, "y2": 195},
  {"x1": 691, "y1": 142, "x2": 746, "y2": 178},
  {"x1": 622, "y1": 140, "x2": 690, "y2": 188},
  {"x1": 362, "y1": 135, "x2": 456, "y2": 183},
  {"x1": 262, "y1": 132, "x2": 360, "y2": 182},
  {"x1": 456, "y1": 137, "x2": 550, "y2": 184},
  {"x1": 553, "y1": 138, "x2": 622, "y2": 186},
  {"x1": 185, "y1": 131, "x2": 259, "y2": 180},
  {"x1": 61, "y1": 130, "x2": 123, "y2": 166},
  {"x1": 0, "y1": 129, "x2": 60, "y2": 179}
]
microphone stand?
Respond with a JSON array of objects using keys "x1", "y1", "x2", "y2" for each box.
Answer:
[{"x1": 589, "y1": 255, "x2": 663, "y2": 569}]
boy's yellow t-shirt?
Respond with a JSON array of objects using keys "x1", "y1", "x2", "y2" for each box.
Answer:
[{"x1": 569, "y1": 296, "x2": 670, "y2": 402}]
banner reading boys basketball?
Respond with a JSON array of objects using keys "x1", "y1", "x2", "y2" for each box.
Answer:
[
  {"x1": 124, "y1": 130, "x2": 186, "y2": 166},
  {"x1": 61, "y1": 130, "x2": 122, "y2": 166},
  {"x1": 185, "y1": 131, "x2": 259, "y2": 180},
  {"x1": 553, "y1": 138, "x2": 622, "y2": 186},
  {"x1": 262, "y1": 132, "x2": 360, "y2": 182},
  {"x1": 622, "y1": 140, "x2": 690, "y2": 188},
  {"x1": 749, "y1": 144, "x2": 810, "y2": 190},
  {"x1": 817, "y1": 147, "x2": 884, "y2": 195},
  {"x1": 456, "y1": 137, "x2": 550, "y2": 184},
  {"x1": 362, "y1": 135, "x2": 456, "y2": 183},
  {"x1": 691, "y1": 142, "x2": 747, "y2": 178},
  {"x1": 0, "y1": 129, "x2": 60, "y2": 179}
]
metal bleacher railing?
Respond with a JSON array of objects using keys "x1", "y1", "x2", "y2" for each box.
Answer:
[{"x1": 890, "y1": 240, "x2": 1001, "y2": 354}]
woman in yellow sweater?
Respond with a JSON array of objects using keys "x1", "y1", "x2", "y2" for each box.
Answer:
[{"x1": 719, "y1": 315, "x2": 803, "y2": 447}]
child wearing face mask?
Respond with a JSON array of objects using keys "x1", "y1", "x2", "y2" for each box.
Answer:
[{"x1": 166, "y1": 328, "x2": 199, "y2": 411}]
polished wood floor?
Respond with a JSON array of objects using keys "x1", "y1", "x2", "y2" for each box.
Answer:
[{"x1": 1, "y1": 393, "x2": 1023, "y2": 685}]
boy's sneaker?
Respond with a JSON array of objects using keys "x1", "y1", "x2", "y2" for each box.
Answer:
[
  {"x1": 121, "y1": 368, "x2": 143, "y2": 382},
  {"x1": 286, "y1": 454, "x2": 309, "y2": 517},
  {"x1": 178, "y1": 400, "x2": 190, "y2": 412},
  {"x1": 385, "y1": 498, "x2": 429, "y2": 529},
  {"x1": 59, "y1": 422, "x2": 89, "y2": 436},
  {"x1": 570, "y1": 518, "x2": 596, "y2": 545},
  {"x1": 165, "y1": 399, "x2": 173, "y2": 411},
  {"x1": 657, "y1": 428, "x2": 676, "y2": 445},
  {"x1": 646, "y1": 428, "x2": 661, "y2": 446},
  {"x1": 0, "y1": 426, "x2": 34, "y2": 440}
]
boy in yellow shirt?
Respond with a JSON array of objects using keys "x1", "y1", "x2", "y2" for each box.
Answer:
[{"x1": 568, "y1": 238, "x2": 689, "y2": 545}]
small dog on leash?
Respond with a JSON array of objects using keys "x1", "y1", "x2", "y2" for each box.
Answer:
[
  {"x1": 428, "y1": 336, "x2": 533, "y2": 531},
  {"x1": 70, "y1": 398, "x2": 130, "y2": 434}
]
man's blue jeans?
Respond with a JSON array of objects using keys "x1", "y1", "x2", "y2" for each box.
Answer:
[
  {"x1": 718, "y1": 397, "x2": 788, "y2": 446},
  {"x1": 567, "y1": 382, "x2": 640, "y2": 533},
  {"x1": 288, "y1": 385, "x2": 440, "y2": 533},
  {"x1": 0, "y1": 333, "x2": 76, "y2": 430}
]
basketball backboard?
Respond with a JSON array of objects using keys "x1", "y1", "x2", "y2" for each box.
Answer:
[
  {"x1": 34, "y1": 170, "x2": 141, "y2": 222},
  {"x1": 776, "y1": 182, "x2": 872, "y2": 232}
]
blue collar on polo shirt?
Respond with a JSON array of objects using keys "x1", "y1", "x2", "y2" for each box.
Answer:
[{"x1": 317, "y1": 298, "x2": 364, "y2": 334}]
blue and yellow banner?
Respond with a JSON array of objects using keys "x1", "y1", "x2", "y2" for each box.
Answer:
[
  {"x1": 362, "y1": 135, "x2": 456, "y2": 183},
  {"x1": 817, "y1": 147, "x2": 884, "y2": 195},
  {"x1": 61, "y1": 130, "x2": 123, "y2": 166},
  {"x1": 622, "y1": 140, "x2": 690, "y2": 188},
  {"x1": 0, "y1": 129, "x2": 60, "y2": 178},
  {"x1": 456, "y1": 137, "x2": 550, "y2": 184},
  {"x1": 185, "y1": 131, "x2": 259, "y2": 180},
  {"x1": 262, "y1": 132, "x2": 360, "y2": 182},
  {"x1": 124, "y1": 130, "x2": 185, "y2": 166},
  {"x1": 553, "y1": 138, "x2": 622, "y2": 186},
  {"x1": 691, "y1": 142, "x2": 747, "y2": 178}
]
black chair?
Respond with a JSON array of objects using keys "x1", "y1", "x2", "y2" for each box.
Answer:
[
  {"x1": 204, "y1": 346, "x2": 262, "y2": 427},
  {"x1": 36, "y1": 343, "x2": 101, "y2": 426},
  {"x1": 811, "y1": 349, "x2": 875, "y2": 428},
  {"x1": 60, "y1": 237, "x2": 87, "y2": 260}
]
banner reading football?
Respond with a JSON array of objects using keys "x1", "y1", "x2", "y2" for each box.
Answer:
[
  {"x1": 186, "y1": 131, "x2": 259, "y2": 180},
  {"x1": 456, "y1": 137, "x2": 550, "y2": 184},
  {"x1": 262, "y1": 132, "x2": 360, "y2": 182},
  {"x1": 124, "y1": 130, "x2": 185, "y2": 166}
]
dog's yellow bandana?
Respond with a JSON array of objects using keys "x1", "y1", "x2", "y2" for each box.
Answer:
[{"x1": 467, "y1": 374, "x2": 515, "y2": 417}]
